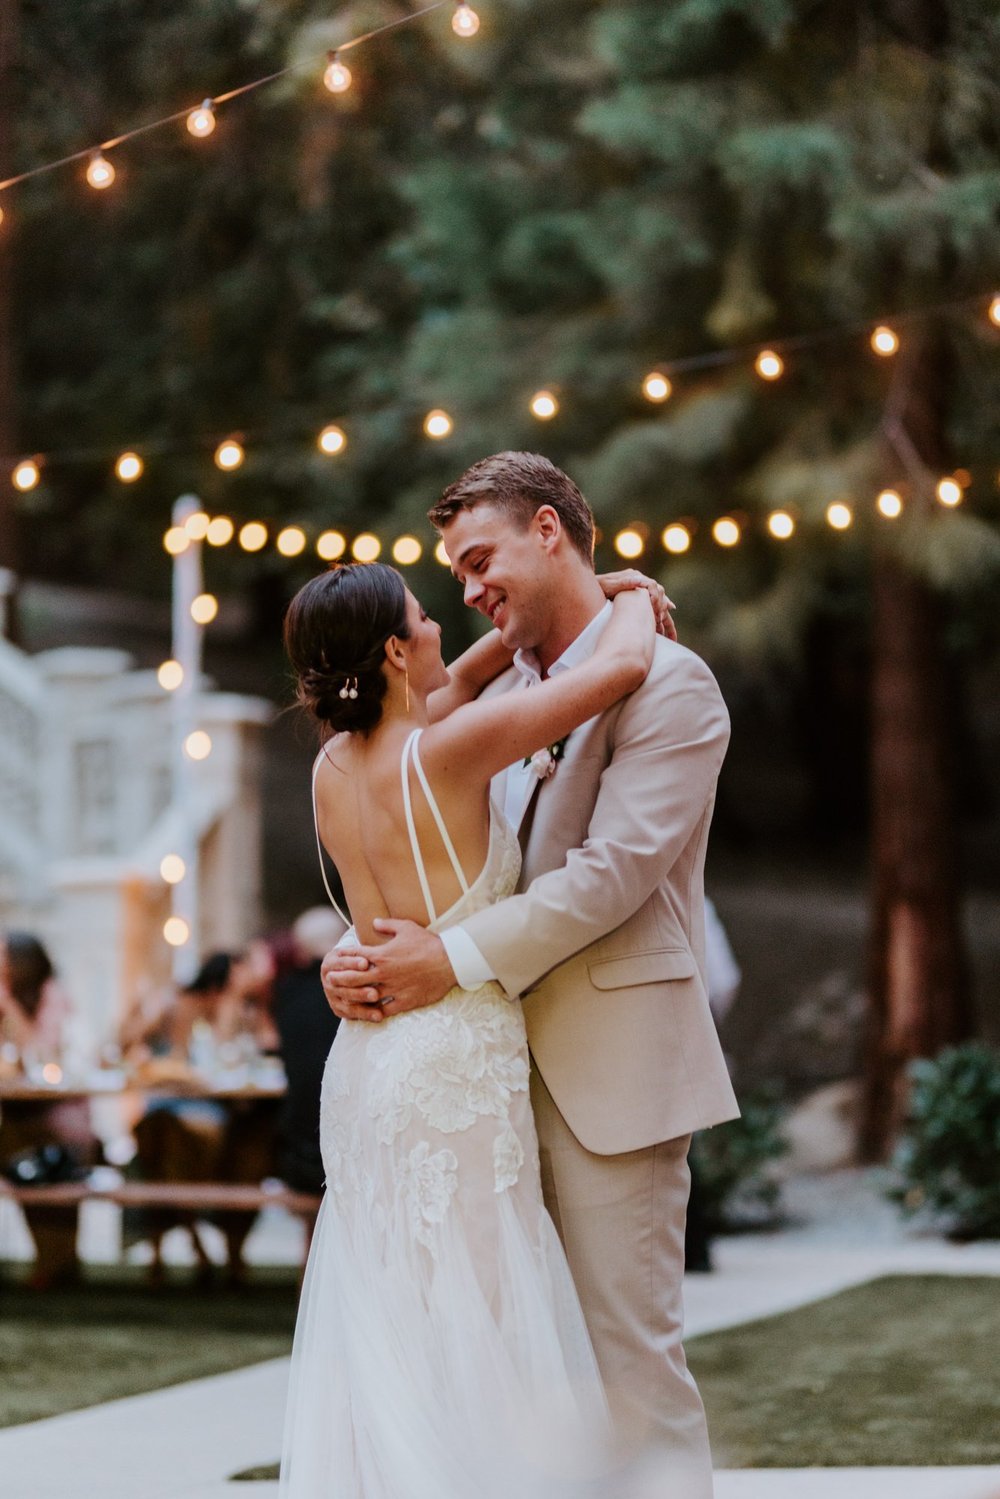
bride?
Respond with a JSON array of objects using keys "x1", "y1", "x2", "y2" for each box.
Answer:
[{"x1": 279, "y1": 560, "x2": 654, "y2": 1498}]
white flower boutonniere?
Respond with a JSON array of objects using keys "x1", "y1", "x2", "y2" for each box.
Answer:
[{"x1": 524, "y1": 735, "x2": 569, "y2": 780}]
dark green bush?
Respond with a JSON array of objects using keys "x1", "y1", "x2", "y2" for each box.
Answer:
[
  {"x1": 691, "y1": 1089, "x2": 788, "y2": 1231},
  {"x1": 890, "y1": 1044, "x2": 1000, "y2": 1240}
]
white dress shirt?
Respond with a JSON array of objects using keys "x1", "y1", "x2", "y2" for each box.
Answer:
[{"x1": 440, "y1": 602, "x2": 612, "y2": 990}]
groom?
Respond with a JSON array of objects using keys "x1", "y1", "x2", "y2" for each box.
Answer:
[{"x1": 323, "y1": 452, "x2": 738, "y2": 1495}]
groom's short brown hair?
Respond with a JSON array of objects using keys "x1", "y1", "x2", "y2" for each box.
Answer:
[{"x1": 428, "y1": 452, "x2": 596, "y2": 564}]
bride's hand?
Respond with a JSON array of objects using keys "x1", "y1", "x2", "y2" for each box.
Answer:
[{"x1": 598, "y1": 569, "x2": 677, "y2": 641}]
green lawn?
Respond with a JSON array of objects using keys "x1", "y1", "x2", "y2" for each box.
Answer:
[{"x1": 688, "y1": 1274, "x2": 1000, "y2": 1467}]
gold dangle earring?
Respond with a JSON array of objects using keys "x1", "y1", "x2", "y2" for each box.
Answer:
[{"x1": 404, "y1": 667, "x2": 411, "y2": 715}]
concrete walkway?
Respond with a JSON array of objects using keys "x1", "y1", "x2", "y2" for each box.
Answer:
[{"x1": 2, "y1": 1178, "x2": 999, "y2": 1499}]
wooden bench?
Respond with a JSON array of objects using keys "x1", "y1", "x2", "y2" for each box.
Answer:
[{"x1": 0, "y1": 1178, "x2": 322, "y2": 1267}]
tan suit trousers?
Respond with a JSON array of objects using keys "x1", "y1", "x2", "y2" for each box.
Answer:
[{"x1": 531, "y1": 1066, "x2": 714, "y2": 1499}]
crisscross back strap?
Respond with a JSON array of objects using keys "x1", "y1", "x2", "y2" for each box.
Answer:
[
  {"x1": 311, "y1": 749, "x2": 351, "y2": 927},
  {"x1": 400, "y1": 728, "x2": 470, "y2": 925}
]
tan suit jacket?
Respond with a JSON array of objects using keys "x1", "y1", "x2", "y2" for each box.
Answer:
[{"x1": 462, "y1": 636, "x2": 739, "y2": 1156}]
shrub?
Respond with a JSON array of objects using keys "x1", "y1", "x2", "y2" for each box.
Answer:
[
  {"x1": 692, "y1": 1089, "x2": 788, "y2": 1231},
  {"x1": 890, "y1": 1043, "x2": 1000, "y2": 1240}
]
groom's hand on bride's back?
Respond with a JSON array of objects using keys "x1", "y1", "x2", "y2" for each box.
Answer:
[{"x1": 321, "y1": 921, "x2": 456, "y2": 1023}]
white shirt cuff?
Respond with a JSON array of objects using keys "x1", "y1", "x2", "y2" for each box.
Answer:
[{"x1": 439, "y1": 928, "x2": 496, "y2": 990}]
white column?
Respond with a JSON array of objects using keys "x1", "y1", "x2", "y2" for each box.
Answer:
[{"x1": 170, "y1": 495, "x2": 204, "y2": 984}]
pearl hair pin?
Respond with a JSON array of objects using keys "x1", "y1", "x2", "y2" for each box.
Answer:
[{"x1": 339, "y1": 676, "x2": 359, "y2": 700}]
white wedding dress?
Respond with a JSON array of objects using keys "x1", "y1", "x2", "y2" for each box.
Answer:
[{"x1": 279, "y1": 729, "x2": 609, "y2": 1498}]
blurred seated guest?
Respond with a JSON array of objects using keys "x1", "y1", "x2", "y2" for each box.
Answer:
[
  {"x1": 272, "y1": 908, "x2": 346, "y2": 1195},
  {"x1": 131, "y1": 950, "x2": 279, "y2": 1285},
  {"x1": 0, "y1": 931, "x2": 98, "y2": 1289}
]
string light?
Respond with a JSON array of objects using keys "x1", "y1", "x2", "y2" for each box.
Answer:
[
  {"x1": 423, "y1": 409, "x2": 453, "y2": 439},
  {"x1": 826, "y1": 501, "x2": 853, "y2": 529},
  {"x1": 163, "y1": 916, "x2": 190, "y2": 947},
  {"x1": 160, "y1": 854, "x2": 186, "y2": 884},
  {"x1": 163, "y1": 525, "x2": 190, "y2": 555},
  {"x1": 277, "y1": 525, "x2": 307, "y2": 557},
  {"x1": 712, "y1": 518, "x2": 741, "y2": 548},
  {"x1": 755, "y1": 350, "x2": 784, "y2": 381},
  {"x1": 12, "y1": 459, "x2": 40, "y2": 491},
  {"x1": 215, "y1": 437, "x2": 244, "y2": 470},
  {"x1": 85, "y1": 152, "x2": 115, "y2": 189},
  {"x1": 190, "y1": 592, "x2": 219, "y2": 625},
  {"x1": 317, "y1": 529, "x2": 347, "y2": 561},
  {"x1": 614, "y1": 528, "x2": 644, "y2": 559},
  {"x1": 871, "y1": 325, "x2": 899, "y2": 356},
  {"x1": 434, "y1": 538, "x2": 450, "y2": 565},
  {"x1": 989, "y1": 296, "x2": 1000, "y2": 327},
  {"x1": 157, "y1": 660, "x2": 185, "y2": 691},
  {"x1": 452, "y1": 2, "x2": 481, "y2": 37},
  {"x1": 323, "y1": 53, "x2": 352, "y2": 93},
  {"x1": 115, "y1": 451, "x2": 143, "y2": 482},
  {"x1": 392, "y1": 535, "x2": 423, "y2": 564},
  {"x1": 936, "y1": 477, "x2": 962, "y2": 507},
  {"x1": 238, "y1": 521, "x2": 268, "y2": 552},
  {"x1": 352, "y1": 532, "x2": 381, "y2": 562},
  {"x1": 661, "y1": 523, "x2": 691, "y2": 554},
  {"x1": 530, "y1": 390, "x2": 558, "y2": 420},
  {"x1": 187, "y1": 100, "x2": 217, "y2": 139},
  {"x1": 318, "y1": 424, "x2": 346, "y2": 455},
  {"x1": 206, "y1": 515, "x2": 235, "y2": 545},
  {"x1": 184, "y1": 510, "x2": 210, "y2": 541},
  {"x1": 184, "y1": 730, "x2": 213, "y2": 761},
  {"x1": 877, "y1": 489, "x2": 903, "y2": 518},
  {"x1": 767, "y1": 510, "x2": 795, "y2": 539},
  {"x1": 0, "y1": 205, "x2": 5, "y2": 228},
  {"x1": 642, "y1": 372, "x2": 672, "y2": 403}
]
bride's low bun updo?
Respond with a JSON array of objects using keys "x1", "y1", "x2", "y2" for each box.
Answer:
[{"x1": 283, "y1": 563, "x2": 411, "y2": 737}]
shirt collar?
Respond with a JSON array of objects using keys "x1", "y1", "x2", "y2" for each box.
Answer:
[{"x1": 513, "y1": 600, "x2": 613, "y2": 684}]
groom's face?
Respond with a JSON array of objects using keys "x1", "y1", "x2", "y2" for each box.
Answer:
[{"x1": 441, "y1": 502, "x2": 555, "y2": 653}]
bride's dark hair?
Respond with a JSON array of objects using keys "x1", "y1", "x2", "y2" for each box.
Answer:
[{"x1": 283, "y1": 563, "x2": 411, "y2": 736}]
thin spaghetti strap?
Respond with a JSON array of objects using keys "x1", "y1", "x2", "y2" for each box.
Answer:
[
  {"x1": 311, "y1": 751, "x2": 352, "y2": 927},
  {"x1": 400, "y1": 730, "x2": 437, "y2": 923},
  {"x1": 409, "y1": 731, "x2": 470, "y2": 895}
]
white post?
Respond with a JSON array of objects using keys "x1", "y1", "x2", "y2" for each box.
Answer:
[{"x1": 170, "y1": 495, "x2": 203, "y2": 984}]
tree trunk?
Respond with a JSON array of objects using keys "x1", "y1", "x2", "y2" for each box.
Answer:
[{"x1": 859, "y1": 334, "x2": 974, "y2": 1160}]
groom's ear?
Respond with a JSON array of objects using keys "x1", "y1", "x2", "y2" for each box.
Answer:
[{"x1": 533, "y1": 505, "x2": 561, "y2": 552}]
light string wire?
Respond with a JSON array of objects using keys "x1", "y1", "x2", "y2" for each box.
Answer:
[{"x1": 0, "y1": 0, "x2": 450, "y2": 193}]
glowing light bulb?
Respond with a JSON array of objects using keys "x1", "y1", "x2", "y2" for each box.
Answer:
[
  {"x1": 662, "y1": 524, "x2": 691, "y2": 555},
  {"x1": 530, "y1": 390, "x2": 558, "y2": 420},
  {"x1": 452, "y1": 2, "x2": 480, "y2": 36},
  {"x1": 157, "y1": 660, "x2": 185, "y2": 691},
  {"x1": 935, "y1": 477, "x2": 962, "y2": 507},
  {"x1": 184, "y1": 730, "x2": 212, "y2": 761},
  {"x1": 160, "y1": 854, "x2": 186, "y2": 885},
  {"x1": 871, "y1": 325, "x2": 899, "y2": 356},
  {"x1": 988, "y1": 296, "x2": 1000, "y2": 327},
  {"x1": 0, "y1": 204, "x2": 5, "y2": 228},
  {"x1": 190, "y1": 593, "x2": 218, "y2": 625},
  {"x1": 317, "y1": 530, "x2": 346, "y2": 561},
  {"x1": 352, "y1": 533, "x2": 381, "y2": 562},
  {"x1": 238, "y1": 521, "x2": 268, "y2": 552},
  {"x1": 184, "y1": 511, "x2": 210, "y2": 541},
  {"x1": 318, "y1": 424, "x2": 346, "y2": 455},
  {"x1": 614, "y1": 529, "x2": 644, "y2": 560},
  {"x1": 712, "y1": 518, "x2": 741, "y2": 548},
  {"x1": 434, "y1": 538, "x2": 450, "y2": 566},
  {"x1": 392, "y1": 536, "x2": 423, "y2": 565},
  {"x1": 115, "y1": 451, "x2": 143, "y2": 482},
  {"x1": 206, "y1": 515, "x2": 234, "y2": 546},
  {"x1": 423, "y1": 409, "x2": 453, "y2": 439},
  {"x1": 12, "y1": 459, "x2": 40, "y2": 491},
  {"x1": 163, "y1": 916, "x2": 190, "y2": 948},
  {"x1": 42, "y1": 1063, "x2": 63, "y2": 1085},
  {"x1": 277, "y1": 526, "x2": 307, "y2": 557},
  {"x1": 755, "y1": 350, "x2": 784, "y2": 380},
  {"x1": 215, "y1": 438, "x2": 244, "y2": 471},
  {"x1": 642, "y1": 372, "x2": 672, "y2": 403},
  {"x1": 163, "y1": 526, "x2": 190, "y2": 555},
  {"x1": 767, "y1": 510, "x2": 795, "y2": 539},
  {"x1": 877, "y1": 489, "x2": 903, "y2": 519},
  {"x1": 826, "y1": 501, "x2": 853, "y2": 530},
  {"x1": 323, "y1": 53, "x2": 352, "y2": 93},
  {"x1": 86, "y1": 152, "x2": 115, "y2": 189},
  {"x1": 187, "y1": 100, "x2": 216, "y2": 138}
]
